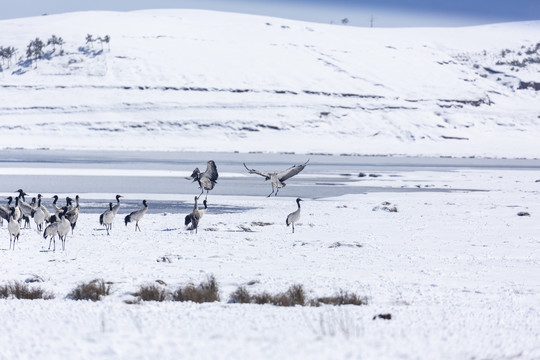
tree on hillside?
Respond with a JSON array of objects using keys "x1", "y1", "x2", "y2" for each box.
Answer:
[
  {"x1": 102, "y1": 35, "x2": 110, "y2": 51},
  {"x1": 26, "y1": 38, "x2": 45, "y2": 68},
  {"x1": 0, "y1": 46, "x2": 17, "y2": 67},
  {"x1": 86, "y1": 34, "x2": 94, "y2": 48},
  {"x1": 47, "y1": 35, "x2": 65, "y2": 52}
]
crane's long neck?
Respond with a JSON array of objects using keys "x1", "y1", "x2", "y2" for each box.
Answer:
[{"x1": 297, "y1": 199, "x2": 301, "y2": 208}]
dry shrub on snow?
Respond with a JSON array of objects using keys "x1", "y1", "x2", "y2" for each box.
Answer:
[
  {"x1": 228, "y1": 286, "x2": 252, "y2": 304},
  {"x1": 133, "y1": 283, "x2": 169, "y2": 302},
  {"x1": 172, "y1": 275, "x2": 220, "y2": 303},
  {"x1": 311, "y1": 290, "x2": 368, "y2": 306},
  {"x1": 0, "y1": 281, "x2": 54, "y2": 300},
  {"x1": 67, "y1": 279, "x2": 112, "y2": 301},
  {"x1": 231, "y1": 284, "x2": 307, "y2": 306},
  {"x1": 229, "y1": 284, "x2": 367, "y2": 307}
]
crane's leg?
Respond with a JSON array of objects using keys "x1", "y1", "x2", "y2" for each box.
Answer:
[
  {"x1": 136, "y1": 222, "x2": 141, "y2": 231},
  {"x1": 275, "y1": 188, "x2": 280, "y2": 196},
  {"x1": 266, "y1": 187, "x2": 275, "y2": 198},
  {"x1": 205, "y1": 190, "x2": 209, "y2": 201}
]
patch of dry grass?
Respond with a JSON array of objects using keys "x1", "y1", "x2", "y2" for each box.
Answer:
[
  {"x1": 0, "y1": 281, "x2": 54, "y2": 300},
  {"x1": 67, "y1": 279, "x2": 112, "y2": 301},
  {"x1": 172, "y1": 275, "x2": 220, "y2": 303}
]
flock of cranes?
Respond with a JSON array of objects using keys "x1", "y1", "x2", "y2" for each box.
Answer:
[{"x1": 0, "y1": 159, "x2": 309, "y2": 251}]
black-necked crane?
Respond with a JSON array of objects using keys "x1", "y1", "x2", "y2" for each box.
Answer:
[
  {"x1": 43, "y1": 220, "x2": 59, "y2": 251},
  {"x1": 16, "y1": 189, "x2": 33, "y2": 228},
  {"x1": 57, "y1": 208, "x2": 71, "y2": 251},
  {"x1": 99, "y1": 202, "x2": 115, "y2": 235},
  {"x1": 51, "y1": 195, "x2": 62, "y2": 216},
  {"x1": 7, "y1": 197, "x2": 22, "y2": 225},
  {"x1": 112, "y1": 195, "x2": 122, "y2": 215},
  {"x1": 243, "y1": 160, "x2": 309, "y2": 197},
  {"x1": 186, "y1": 160, "x2": 218, "y2": 200},
  {"x1": 0, "y1": 203, "x2": 8, "y2": 227},
  {"x1": 65, "y1": 195, "x2": 80, "y2": 234},
  {"x1": 33, "y1": 197, "x2": 46, "y2": 232},
  {"x1": 286, "y1": 198, "x2": 303, "y2": 233},
  {"x1": 185, "y1": 196, "x2": 203, "y2": 233},
  {"x1": 125, "y1": 200, "x2": 148, "y2": 231},
  {"x1": 185, "y1": 198, "x2": 207, "y2": 230},
  {"x1": 36, "y1": 194, "x2": 51, "y2": 224},
  {"x1": 8, "y1": 207, "x2": 20, "y2": 250}
]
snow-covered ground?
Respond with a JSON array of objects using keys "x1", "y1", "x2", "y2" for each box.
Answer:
[
  {"x1": 0, "y1": 10, "x2": 540, "y2": 157},
  {"x1": 1, "y1": 168, "x2": 539, "y2": 359},
  {"x1": 1, "y1": 9, "x2": 540, "y2": 359}
]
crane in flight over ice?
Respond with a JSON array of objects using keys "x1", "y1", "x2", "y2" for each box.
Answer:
[{"x1": 243, "y1": 160, "x2": 309, "y2": 197}]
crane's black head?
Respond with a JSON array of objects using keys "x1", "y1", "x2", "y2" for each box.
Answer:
[
  {"x1": 38, "y1": 193, "x2": 42, "y2": 199},
  {"x1": 109, "y1": 202, "x2": 113, "y2": 210},
  {"x1": 296, "y1": 198, "x2": 303, "y2": 204},
  {"x1": 116, "y1": 195, "x2": 123, "y2": 201},
  {"x1": 6, "y1": 196, "x2": 13, "y2": 202},
  {"x1": 16, "y1": 189, "x2": 27, "y2": 195},
  {"x1": 142, "y1": 200, "x2": 148, "y2": 207},
  {"x1": 66, "y1": 196, "x2": 72, "y2": 204},
  {"x1": 52, "y1": 195, "x2": 58, "y2": 200}
]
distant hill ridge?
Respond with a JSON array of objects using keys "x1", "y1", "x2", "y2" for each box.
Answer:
[{"x1": 0, "y1": 10, "x2": 539, "y2": 157}]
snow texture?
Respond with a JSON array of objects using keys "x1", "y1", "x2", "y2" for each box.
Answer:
[
  {"x1": 0, "y1": 10, "x2": 539, "y2": 157},
  {"x1": 1, "y1": 10, "x2": 540, "y2": 360}
]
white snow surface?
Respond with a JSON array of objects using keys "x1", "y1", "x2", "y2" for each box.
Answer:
[
  {"x1": 1, "y1": 169, "x2": 540, "y2": 359},
  {"x1": 0, "y1": 10, "x2": 540, "y2": 157},
  {"x1": 1, "y1": 10, "x2": 540, "y2": 359}
]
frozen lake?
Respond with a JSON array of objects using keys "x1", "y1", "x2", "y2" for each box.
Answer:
[{"x1": 1, "y1": 149, "x2": 539, "y2": 214}]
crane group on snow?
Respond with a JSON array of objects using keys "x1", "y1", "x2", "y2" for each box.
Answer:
[{"x1": 2, "y1": 159, "x2": 310, "y2": 250}]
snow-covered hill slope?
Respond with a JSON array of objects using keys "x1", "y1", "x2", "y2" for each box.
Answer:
[{"x1": 1, "y1": 10, "x2": 539, "y2": 157}]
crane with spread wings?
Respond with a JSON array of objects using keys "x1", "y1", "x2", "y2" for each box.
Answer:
[
  {"x1": 243, "y1": 160, "x2": 309, "y2": 197},
  {"x1": 186, "y1": 160, "x2": 219, "y2": 200}
]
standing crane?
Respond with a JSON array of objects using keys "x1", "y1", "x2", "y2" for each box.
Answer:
[
  {"x1": 99, "y1": 202, "x2": 115, "y2": 235},
  {"x1": 286, "y1": 198, "x2": 303, "y2": 233},
  {"x1": 124, "y1": 200, "x2": 148, "y2": 231}
]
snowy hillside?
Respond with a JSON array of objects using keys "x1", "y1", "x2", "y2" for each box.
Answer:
[{"x1": 0, "y1": 10, "x2": 539, "y2": 157}]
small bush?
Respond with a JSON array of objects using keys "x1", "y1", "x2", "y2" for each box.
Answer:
[
  {"x1": 133, "y1": 284, "x2": 169, "y2": 302},
  {"x1": 287, "y1": 284, "x2": 306, "y2": 306},
  {"x1": 0, "y1": 281, "x2": 54, "y2": 300},
  {"x1": 246, "y1": 284, "x2": 306, "y2": 307},
  {"x1": 228, "y1": 286, "x2": 252, "y2": 304},
  {"x1": 172, "y1": 275, "x2": 220, "y2": 303},
  {"x1": 67, "y1": 279, "x2": 111, "y2": 301},
  {"x1": 228, "y1": 284, "x2": 367, "y2": 307},
  {"x1": 312, "y1": 290, "x2": 368, "y2": 306}
]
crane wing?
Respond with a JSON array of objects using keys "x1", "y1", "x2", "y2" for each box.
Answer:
[
  {"x1": 277, "y1": 160, "x2": 309, "y2": 181},
  {"x1": 243, "y1": 163, "x2": 270, "y2": 180},
  {"x1": 0, "y1": 205, "x2": 8, "y2": 221},
  {"x1": 204, "y1": 160, "x2": 219, "y2": 182}
]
